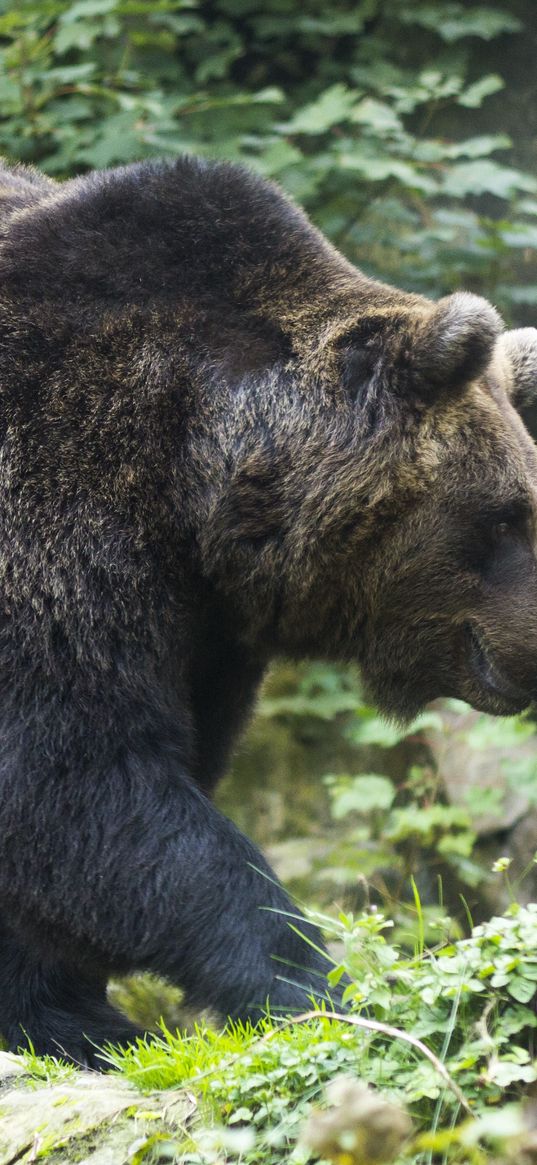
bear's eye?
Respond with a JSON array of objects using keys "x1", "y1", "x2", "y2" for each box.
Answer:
[
  {"x1": 464, "y1": 505, "x2": 530, "y2": 576},
  {"x1": 488, "y1": 500, "x2": 531, "y2": 540}
]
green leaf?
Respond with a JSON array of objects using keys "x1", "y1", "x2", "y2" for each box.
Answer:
[
  {"x1": 458, "y1": 74, "x2": 505, "y2": 107},
  {"x1": 337, "y1": 147, "x2": 437, "y2": 193},
  {"x1": 328, "y1": 774, "x2": 396, "y2": 818},
  {"x1": 228, "y1": 1106, "x2": 254, "y2": 1123},
  {"x1": 54, "y1": 18, "x2": 118, "y2": 53},
  {"x1": 443, "y1": 134, "x2": 511, "y2": 159},
  {"x1": 350, "y1": 98, "x2": 403, "y2": 134},
  {"x1": 250, "y1": 140, "x2": 303, "y2": 177},
  {"x1": 59, "y1": 0, "x2": 118, "y2": 21},
  {"x1": 488, "y1": 1060, "x2": 537, "y2": 1087},
  {"x1": 401, "y1": 6, "x2": 521, "y2": 43},
  {"x1": 500, "y1": 224, "x2": 537, "y2": 248},
  {"x1": 443, "y1": 160, "x2": 537, "y2": 199},
  {"x1": 520, "y1": 962, "x2": 537, "y2": 981},
  {"x1": 42, "y1": 63, "x2": 97, "y2": 84},
  {"x1": 507, "y1": 978, "x2": 537, "y2": 1004},
  {"x1": 280, "y1": 84, "x2": 358, "y2": 134}
]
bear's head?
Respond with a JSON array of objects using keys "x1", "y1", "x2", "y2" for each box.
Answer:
[
  {"x1": 345, "y1": 298, "x2": 537, "y2": 721},
  {"x1": 305, "y1": 295, "x2": 537, "y2": 721},
  {"x1": 202, "y1": 291, "x2": 537, "y2": 723}
]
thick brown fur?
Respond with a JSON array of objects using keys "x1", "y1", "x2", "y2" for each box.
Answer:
[{"x1": 0, "y1": 156, "x2": 536, "y2": 1063}]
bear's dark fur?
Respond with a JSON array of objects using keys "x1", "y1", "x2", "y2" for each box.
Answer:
[{"x1": 0, "y1": 156, "x2": 537, "y2": 1063}]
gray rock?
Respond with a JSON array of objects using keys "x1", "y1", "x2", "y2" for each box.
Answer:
[{"x1": 0, "y1": 1063, "x2": 193, "y2": 1164}]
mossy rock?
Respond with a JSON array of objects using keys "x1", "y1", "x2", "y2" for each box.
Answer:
[{"x1": 0, "y1": 1053, "x2": 192, "y2": 1164}]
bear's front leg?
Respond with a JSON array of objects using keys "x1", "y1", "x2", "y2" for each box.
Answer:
[
  {"x1": 147, "y1": 783, "x2": 335, "y2": 1023},
  {"x1": 0, "y1": 748, "x2": 336, "y2": 1055}
]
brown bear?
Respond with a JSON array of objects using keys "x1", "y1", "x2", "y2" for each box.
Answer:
[{"x1": 0, "y1": 156, "x2": 536, "y2": 1064}]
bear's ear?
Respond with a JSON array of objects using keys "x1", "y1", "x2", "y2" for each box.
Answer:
[
  {"x1": 494, "y1": 328, "x2": 537, "y2": 407},
  {"x1": 410, "y1": 292, "x2": 503, "y2": 398}
]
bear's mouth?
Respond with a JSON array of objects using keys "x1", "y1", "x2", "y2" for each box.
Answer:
[{"x1": 465, "y1": 623, "x2": 530, "y2": 708}]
